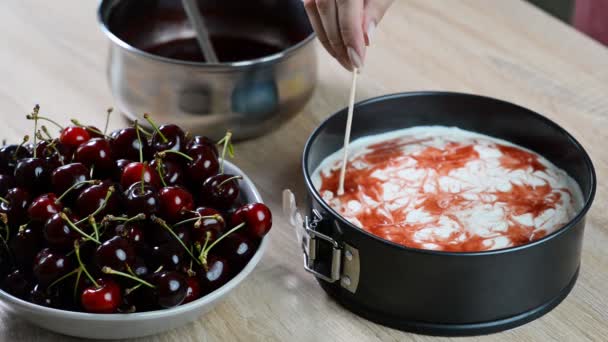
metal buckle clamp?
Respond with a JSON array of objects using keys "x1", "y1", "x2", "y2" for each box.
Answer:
[{"x1": 302, "y1": 211, "x2": 342, "y2": 283}]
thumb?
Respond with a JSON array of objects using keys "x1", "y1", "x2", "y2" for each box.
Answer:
[{"x1": 364, "y1": 0, "x2": 394, "y2": 45}]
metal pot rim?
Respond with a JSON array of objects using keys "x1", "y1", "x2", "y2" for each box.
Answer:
[
  {"x1": 302, "y1": 91, "x2": 597, "y2": 257},
  {"x1": 97, "y1": 0, "x2": 316, "y2": 70}
]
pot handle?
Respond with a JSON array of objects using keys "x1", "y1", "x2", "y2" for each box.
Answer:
[{"x1": 282, "y1": 190, "x2": 359, "y2": 292}]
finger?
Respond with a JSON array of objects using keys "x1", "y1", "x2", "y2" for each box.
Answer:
[
  {"x1": 315, "y1": 0, "x2": 353, "y2": 71},
  {"x1": 336, "y1": 0, "x2": 366, "y2": 70},
  {"x1": 364, "y1": 0, "x2": 394, "y2": 45},
  {"x1": 303, "y1": 0, "x2": 337, "y2": 60}
]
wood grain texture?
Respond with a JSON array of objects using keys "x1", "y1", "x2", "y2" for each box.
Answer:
[{"x1": 0, "y1": 0, "x2": 606, "y2": 341}]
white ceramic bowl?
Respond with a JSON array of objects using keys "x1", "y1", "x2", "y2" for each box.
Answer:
[{"x1": 0, "y1": 161, "x2": 268, "y2": 339}]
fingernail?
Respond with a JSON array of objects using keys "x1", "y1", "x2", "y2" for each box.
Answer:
[
  {"x1": 366, "y1": 21, "x2": 376, "y2": 44},
  {"x1": 347, "y1": 47, "x2": 363, "y2": 70}
]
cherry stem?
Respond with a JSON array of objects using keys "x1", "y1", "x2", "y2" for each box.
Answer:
[
  {"x1": 62, "y1": 214, "x2": 101, "y2": 244},
  {"x1": 104, "y1": 213, "x2": 146, "y2": 224},
  {"x1": 41, "y1": 126, "x2": 53, "y2": 140},
  {"x1": 31, "y1": 105, "x2": 40, "y2": 158},
  {"x1": 218, "y1": 175, "x2": 242, "y2": 188},
  {"x1": 143, "y1": 113, "x2": 167, "y2": 143},
  {"x1": 89, "y1": 216, "x2": 99, "y2": 241},
  {"x1": 136, "y1": 125, "x2": 152, "y2": 137},
  {"x1": 174, "y1": 214, "x2": 222, "y2": 227},
  {"x1": 70, "y1": 119, "x2": 111, "y2": 139},
  {"x1": 204, "y1": 222, "x2": 245, "y2": 256},
  {"x1": 217, "y1": 131, "x2": 233, "y2": 174},
  {"x1": 104, "y1": 108, "x2": 113, "y2": 135},
  {"x1": 0, "y1": 196, "x2": 8, "y2": 205},
  {"x1": 152, "y1": 216, "x2": 202, "y2": 265},
  {"x1": 134, "y1": 120, "x2": 144, "y2": 163},
  {"x1": 102, "y1": 267, "x2": 155, "y2": 288},
  {"x1": 155, "y1": 157, "x2": 168, "y2": 188},
  {"x1": 140, "y1": 163, "x2": 146, "y2": 193},
  {"x1": 125, "y1": 283, "x2": 143, "y2": 296},
  {"x1": 55, "y1": 180, "x2": 100, "y2": 204},
  {"x1": 157, "y1": 150, "x2": 193, "y2": 161},
  {"x1": 73, "y1": 268, "x2": 83, "y2": 300},
  {"x1": 48, "y1": 267, "x2": 80, "y2": 289},
  {"x1": 26, "y1": 114, "x2": 64, "y2": 130},
  {"x1": 13, "y1": 135, "x2": 30, "y2": 160},
  {"x1": 75, "y1": 241, "x2": 99, "y2": 288},
  {"x1": 76, "y1": 186, "x2": 115, "y2": 226}
]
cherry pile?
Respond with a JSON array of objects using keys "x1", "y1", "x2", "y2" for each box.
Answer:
[{"x1": 0, "y1": 106, "x2": 272, "y2": 313}]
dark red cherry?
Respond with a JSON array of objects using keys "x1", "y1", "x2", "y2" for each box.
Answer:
[
  {"x1": 14, "y1": 158, "x2": 50, "y2": 193},
  {"x1": 190, "y1": 207, "x2": 226, "y2": 243},
  {"x1": 33, "y1": 247, "x2": 52, "y2": 267},
  {"x1": 150, "y1": 124, "x2": 185, "y2": 154},
  {"x1": 148, "y1": 270, "x2": 187, "y2": 308},
  {"x1": 29, "y1": 283, "x2": 62, "y2": 308},
  {"x1": 10, "y1": 222, "x2": 44, "y2": 269},
  {"x1": 74, "y1": 138, "x2": 113, "y2": 172},
  {"x1": 115, "y1": 223, "x2": 145, "y2": 247},
  {"x1": 199, "y1": 255, "x2": 230, "y2": 293},
  {"x1": 81, "y1": 278, "x2": 122, "y2": 313},
  {"x1": 0, "y1": 144, "x2": 31, "y2": 174},
  {"x1": 0, "y1": 174, "x2": 15, "y2": 196},
  {"x1": 201, "y1": 174, "x2": 240, "y2": 209},
  {"x1": 28, "y1": 193, "x2": 62, "y2": 222},
  {"x1": 217, "y1": 232, "x2": 258, "y2": 271},
  {"x1": 185, "y1": 146, "x2": 219, "y2": 186},
  {"x1": 150, "y1": 158, "x2": 184, "y2": 186},
  {"x1": 86, "y1": 126, "x2": 104, "y2": 139},
  {"x1": 183, "y1": 276, "x2": 201, "y2": 304},
  {"x1": 150, "y1": 244, "x2": 185, "y2": 271},
  {"x1": 33, "y1": 249, "x2": 73, "y2": 287},
  {"x1": 186, "y1": 136, "x2": 218, "y2": 157},
  {"x1": 44, "y1": 212, "x2": 83, "y2": 250},
  {"x1": 124, "y1": 182, "x2": 159, "y2": 216},
  {"x1": 158, "y1": 186, "x2": 194, "y2": 222},
  {"x1": 95, "y1": 236, "x2": 135, "y2": 272},
  {"x1": 51, "y1": 163, "x2": 89, "y2": 196},
  {"x1": 35, "y1": 140, "x2": 74, "y2": 165},
  {"x1": 1, "y1": 187, "x2": 31, "y2": 227},
  {"x1": 75, "y1": 182, "x2": 119, "y2": 219},
  {"x1": 232, "y1": 203, "x2": 272, "y2": 238},
  {"x1": 60, "y1": 126, "x2": 91, "y2": 148},
  {"x1": 2, "y1": 269, "x2": 31, "y2": 299},
  {"x1": 110, "y1": 127, "x2": 151, "y2": 161},
  {"x1": 121, "y1": 162, "x2": 160, "y2": 190},
  {"x1": 112, "y1": 159, "x2": 132, "y2": 182}
]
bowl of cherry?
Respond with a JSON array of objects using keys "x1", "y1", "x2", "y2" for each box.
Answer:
[{"x1": 0, "y1": 107, "x2": 272, "y2": 339}]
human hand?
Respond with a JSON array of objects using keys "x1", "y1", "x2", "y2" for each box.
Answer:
[{"x1": 303, "y1": 0, "x2": 394, "y2": 70}]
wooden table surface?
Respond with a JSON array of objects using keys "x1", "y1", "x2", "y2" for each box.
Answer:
[{"x1": 0, "y1": 0, "x2": 607, "y2": 341}]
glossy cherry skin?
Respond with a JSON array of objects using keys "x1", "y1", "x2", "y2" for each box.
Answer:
[
  {"x1": 29, "y1": 283, "x2": 62, "y2": 308},
  {"x1": 36, "y1": 139, "x2": 73, "y2": 165},
  {"x1": 115, "y1": 223, "x2": 145, "y2": 247},
  {"x1": 110, "y1": 127, "x2": 151, "y2": 161},
  {"x1": 231, "y1": 203, "x2": 272, "y2": 238},
  {"x1": 86, "y1": 126, "x2": 104, "y2": 139},
  {"x1": 150, "y1": 158, "x2": 184, "y2": 186},
  {"x1": 148, "y1": 271, "x2": 188, "y2": 308},
  {"x1": 75, "y1": 182, "x2": 119, "y2": 219},
  {"x1": 51, "y1": 163, "x2": 89, "y2": 196},
  {"x1": 158, "y1": 186, "x2": 194, "y2": 222},
  {"x1": 32, "y1": 249, "x2": 73, "y2": 287},
  {"x1": 81, "y1": 278, "x2": 122, "y2": 313},
  {"x1": 124, "y1": 182, "x2": 159, "y2": 216},
  {"x1": 185, "y1": 145, "x2": 219, "y2": 186},
  {"x1": 112, "y1": 159, "x2": 132, "y2": 182},
  {"x1": 1, "y1": 187, "x2": 30, "y2": 227},
  {"x1": 95, "y1": 236, "x2": 136, "y2": 272},
  {"x1": 150, "y1": 244, "x2": 185, "y2": 271},
  {"x1": 150, "y1": 124, "x2": 185, "y2": 155},
  {"x1": 0, "y1": 174, "x2": 15, "y2": 196},
  {"x1": 201, "y1": 174, "x2": 240, "y2": 209},
  {"x1": 44, "y1": 212, "x2": 83, "y2": 250},
  {"x1": 2, "y1": 269, "x2": 31, "y2": 299},
  {"x1": 217, "y1": 232, "x2": 258, "y2": 272},
  {"x1": 10, "y1": 221, "x2": 44, "y2": 269},
  {"x1": 190, "y1": 207, "x2": 226, "y2": 243},
  {"x1": 186, "y1": 136, "x2": 218, "y2": 158},
  {"x1": 183, "y1": 277, "x2": 201, "y2": 304},
  {"x1": 28, "y1": 193, "x2": 62, "y2": 222},
  {"x1": 60, "y1": 126, "x2": 91, "y2": 148},
  {"x1": 121, "y1": 162, "x2": 161, "y2": 190},
  {"x1": 199, "y1": 255, "x2": 231, "y2": 293},
  {"x1": 14, "y1": 157, "x2": 50, "y2": 193},
  {"x1": 0, "y1": 144, "x2": 31, "y2": 174},
  {"x1": 74, "y1": 138, "x2": 113, "y2": 172}
]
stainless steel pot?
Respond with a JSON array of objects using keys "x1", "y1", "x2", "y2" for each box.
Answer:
[{"x1": 98, "y1": 0, "x2": 317, "y2": 140}]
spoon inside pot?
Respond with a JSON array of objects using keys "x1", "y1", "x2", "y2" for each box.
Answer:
[
  {"x1": 181, "y1": 0, "x2": 219, "y2": 63},
  {"x1": 337, "y1": 68, "x2": 359, "y2": 195}
]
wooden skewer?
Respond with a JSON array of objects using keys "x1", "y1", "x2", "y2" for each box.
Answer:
[{"x1": 337, "y1": 69, "x2": 359, "y2": 195}]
